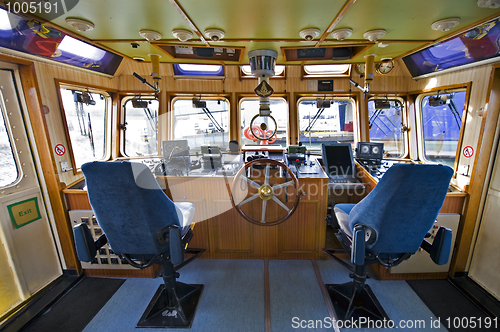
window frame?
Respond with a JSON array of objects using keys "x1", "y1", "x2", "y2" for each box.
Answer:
[
  {"x1": 296, "y1": 96, "x2": 357, "y2": 152},
  {"x1": 119, "y1": 95, "x2": 160, "y2": 158},
  {"x1": 170, "y1": 95, "x2": 231, "y2": 152},
  {"x1": 415, "y1": 85, "x2": 470, "y2": 173},
  {"x1": 239, "y1": 65, "x2": 286, "y2": 79},
  {"x1": 301, "y1": 64, "x2": 351, "y2": 79},
  {"x1": 172, "y1": 64, "x2": 225, "y2": 79},
  {"x1": 238, "y1": 96, "x2": 289, "y2": 147},
  {"x1": 56, "y1": 81, "x2": 113, "y2": 174},
  {"x1": 0, "y1": 74, "x2": 22, "y2": 189},
  {"x1": 367, "y1": 96, "x2": 409, "y2": 159}
]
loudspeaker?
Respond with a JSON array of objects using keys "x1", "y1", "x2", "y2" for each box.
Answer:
[{"x1": 332, "y1": 47, "x2": 351, "y2": 61}]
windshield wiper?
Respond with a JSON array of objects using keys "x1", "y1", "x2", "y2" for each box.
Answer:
[
  {"x1": 302, "y1": 108, "x2": 325, "y2": 133},
  {"x1": 202, "y1": 107, "x2": 224, "y2": 132},
  {"x1": 448, "y1": 99, "x2": 462, "y2": 129}
]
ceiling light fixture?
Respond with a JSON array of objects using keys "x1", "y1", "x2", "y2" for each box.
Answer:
[
  {"x1": 139, "y1": 29, "x2": 162, "y2": 41},
  {"x1": 299, "y1": 28, "x2": 321, "y2": 41},
  {"x1": 65, "y1": 18, "x2": 95, "y2": 32},
  {"x1": 431, "y1": 18, "x2": 461, "y2": 31},
  {"x1": 331, "y1": 28, "x2": 353, "y2": 41},
  {"x1": 172, "y1": 29, "x2": 194, "y2": 42},
  {"x1": 204, "y1": 29, "x2": 225, "y2": 41},
  {"x1": 477, "y1": 0, "x2": 500, "y2": 9},
  {"x1": 363, "y1": 29, "x2": 386, "y2": 42}
]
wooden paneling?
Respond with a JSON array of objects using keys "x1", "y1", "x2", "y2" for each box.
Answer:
[
  {"x1": 451, "y1": 67, "x2": 500, "y2": 276},
  {"x1": 84, "y1": 264, "x2": 160, "y2": 278},
  {"x1": 161, "y1": 175, "x2": 328, "y2": 260}
]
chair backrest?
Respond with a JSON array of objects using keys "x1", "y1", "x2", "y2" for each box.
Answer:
[
  {"x1": 81, "y1": 161, "x2": 180, "y2": 255},
  {"x1": 348, "y1": 163, "x2": 453, "y2": 255}
]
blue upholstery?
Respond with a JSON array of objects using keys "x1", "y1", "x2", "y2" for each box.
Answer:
[
  {"x1": 73, "y1": 222, "x2": 96, "y2": 262},
  {"x1": 431, "y1": 227, "x2": 453, "y2": 265},
  {"x1": 81, "y1": 161, "x2": 182, "y2": 256},
  {"x1": 326, "y1": 163, "x2": 454, "y2": 322},
  {"x1": 78, "y1": 161, "x2": 204, "y2": 328},
  {"x1": 345, "y1": 163, "x2": 453, "y2": 257}
]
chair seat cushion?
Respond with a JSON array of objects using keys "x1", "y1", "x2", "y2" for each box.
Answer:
[
  {"x1": 174, "y1": 202, "x2": 195, "y2": 233},
  {"x1": 334, "y1": 203, "x2": 356, "y2": 237}
]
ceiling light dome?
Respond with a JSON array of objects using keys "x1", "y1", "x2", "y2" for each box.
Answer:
[
  {"x1": 431, "y1": 18, "x2": 461, "y2": 32},
  {"x1": 65, "y1": 18, "x2": 95, "y2": 32},
  {"x1": 477, "y1": 0, "x2": 500, "y2": 9},
  {"x1": 204, "y1": 29, "x2": 225, "y2": 41},
  {"x1": 363, "y1": 29, "x2": 386, "y2": 42},
  {"x1": 139, "y1": 30, "x2": 162, "y2": 41},
  {"x1": 331, "y1": 28, "x2": 353, "y2": 41},
  {"x1": 299, "y1": 28, "x2": 321, "y2": 41},
  {"x1": 172, "y1": 29, "x2": 194, "y2": 42}
]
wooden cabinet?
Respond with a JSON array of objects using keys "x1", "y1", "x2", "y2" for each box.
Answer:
[{"x1": 158, "y1": 175, "x2": 329, "y2": 260}]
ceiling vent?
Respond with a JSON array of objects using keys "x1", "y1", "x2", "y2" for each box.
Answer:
[
  {"x1": 331, "y1": 28, "x2": 353, "y2": 41},
  {"x1": 172, "y1": 29, "x2": 194, "y2": 42},
  {"x1": 139, "y1": 30, "x2": 162, "y2": 41},
  {"x1": 299, "y1": 28, "x2": 321, "y2": 41},
  {"x1": 204, "y1": 29, "x2": 225, "y2": 41},
  {"x1": 65, "y1": 18, "x2": 95, "y2": 32},
  {"x1": 431, "y1": 18, "x2": 460, "y2": 31}
]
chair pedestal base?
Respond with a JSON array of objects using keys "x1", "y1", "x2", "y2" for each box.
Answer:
[
  {"x1": 326, "y1": 282, "x2": 389, "y2": 327},
  {"x1": 137, "y1": 282, "x2": 203, "y2": 328}
]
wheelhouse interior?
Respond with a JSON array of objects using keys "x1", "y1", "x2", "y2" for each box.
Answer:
[{"x1": 1, "y1": 0, "x2": 500, "y2": 331}]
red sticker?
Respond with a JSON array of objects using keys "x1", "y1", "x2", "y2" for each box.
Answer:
[
  {"x1": 463, "y1": 146, "x2": 474, "y2": 158},
  {"x1": 54, "y1": 144, "x2": 66, "y2": 156}
]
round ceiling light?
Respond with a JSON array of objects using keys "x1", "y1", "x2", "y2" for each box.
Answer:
[
  {"x1": 431, "y1": 18, "x2": 461, "y2": 32},
  {"x1": 172, "y1": 29, "x2": 194, "y2": 42},
  {"x1": 363, "y1": 29, "x2": 386, "y2": 42},
  {"x1": 299, "y1": 28, "x2": 321, "y2": 41},
  {"x1": 204, "y1": 29, "x2": 225, "y2": 41},
  {"x1": 331, "y1": 28, "x2": 353, "y2": 41},
  {"x1": 65, "y1": 18, "x2": 95, "y2": 32},
  {"x1": 139, "y1": 30, "x2": 162, "y2": 41}
]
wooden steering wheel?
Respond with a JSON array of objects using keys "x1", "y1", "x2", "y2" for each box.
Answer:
[{"x1": 229, "y1": 158, "x2": 302, "y2": 226}]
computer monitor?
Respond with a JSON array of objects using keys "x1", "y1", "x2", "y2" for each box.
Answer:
[
  {"x1": 162, "y1": 140, "x2": 189, "y2": 160},
  {"x1": 321, "y1": 143, "x2": 356, "y2": 179}
]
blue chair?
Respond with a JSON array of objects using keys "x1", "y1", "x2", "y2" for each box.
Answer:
[
  {"x1": 324, "y1": 163, "x2": 454, "y2": 322},
  {"x1": 73, "y1": 161, "x2": 204, "y2": 328}
]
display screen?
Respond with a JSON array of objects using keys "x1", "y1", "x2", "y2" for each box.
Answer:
[
  {"x1": 403, "y1": 17, "x2": 500, "y2": 77},
  {"x1": 321, "y1": 143, "x2": 355, "y2": 178},
  {"x1": 0, "y1": 8, "x2": 122, "y2": 75}
]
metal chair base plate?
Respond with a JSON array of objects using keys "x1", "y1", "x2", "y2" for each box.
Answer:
[
  {"x1": 326, "y1": 282, "x2": 389, "y2": 327},
  {"x1": 137, "y1": 282, "x2": 203, "y2": 328}
]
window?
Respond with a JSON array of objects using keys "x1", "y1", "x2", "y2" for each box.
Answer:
[
  {"x1": 122, "y1": 97, "x2": 159, "y2": 157},
  {"x1": 297, "y1": 98, "x2": 355, "y2": 151},
  {"x1": 172, "y1": 64, "x2": 224, "y2": 78},
  {"x1": 59, "y1": 87, "x2": 109, "y2": 170},
  {"x1": 0, "y1": 99, "x2": 19, "y2": 187},
  {"x1": 418, "y1": 90, "x2": 467, "y2": 167},
  {"x1": 240, "y1": 65, "x2": 285, "y2": 78},
  {"x1": 240, "y1": 98, "x2": 288, "y2": 147},
  {"x1": 368, "y1": 98, "x2": 407, "y2": 158},
  {"x1": 303, "y1": 64, "x2": 351, "y2": 77},
  {"x1": 172, "y1": 97, "x2": 229, "y2": 153}
]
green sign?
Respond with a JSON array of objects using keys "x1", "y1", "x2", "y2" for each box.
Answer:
[{"x1": 7, "y1": 197, "x2": 42, "y2": 229}]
